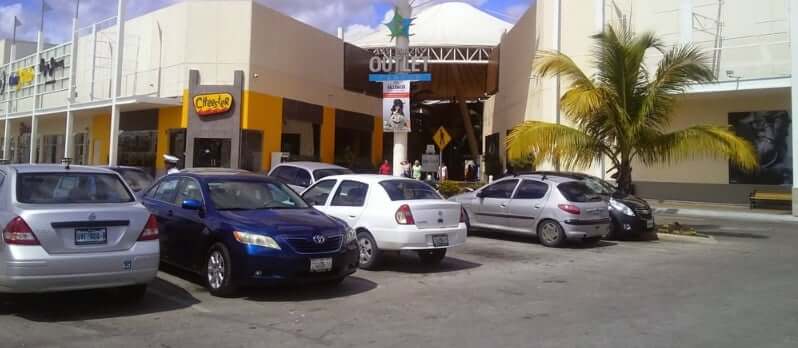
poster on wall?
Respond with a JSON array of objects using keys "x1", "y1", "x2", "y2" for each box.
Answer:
[
  {"x1": 382, "y1": 80, "x2": 411, "y2": 133},
  {"x1": 729, "y1": 111, "x2": 792, "y2": 185}
]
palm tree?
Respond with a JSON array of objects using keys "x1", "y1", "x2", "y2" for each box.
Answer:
[{"x1": 506, "y1": 24, "x2": 757, "y2": 194}]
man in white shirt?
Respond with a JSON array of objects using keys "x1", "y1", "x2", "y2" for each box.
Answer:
[{"x1": 164, "y1": 154, "x2": 180, "y2": 175}]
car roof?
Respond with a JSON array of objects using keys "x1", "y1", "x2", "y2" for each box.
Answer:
[
  {"x1": 499, "y1": 174, "x2": 578, "y2": 184},
  {"x1": 275, "y1": 162, "x2": 349, "y2": 171},
  {"x1": 102, "y1": 165, "x2": 143, "y2": 171},
  {"x1": 179, "y1": 168, "x2": 253, "y2": 175},
  {"x1": 1, "y1": 164, "x2": 116, "y2": 174},
  {"x1": 316, "y1": 174, "x2": 419, "y2": 184}
]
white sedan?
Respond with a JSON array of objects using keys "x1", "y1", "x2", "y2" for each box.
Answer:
[{"x1": 301, "y1": 175, "x2": 467, "y2": 269}]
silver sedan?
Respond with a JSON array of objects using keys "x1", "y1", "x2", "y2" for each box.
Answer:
[
  {"x1": 0, "y1": 164, "x2": 159, "y2": 299},
  {"x1": 449, "y1": 174, "x2": 610, "y2": 247}
]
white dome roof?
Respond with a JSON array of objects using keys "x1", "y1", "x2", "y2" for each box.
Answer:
[{"x1": 351, "y1": 2, "x2": 513, "y2": 48}]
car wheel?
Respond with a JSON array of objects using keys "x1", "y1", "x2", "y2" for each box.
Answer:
[
  {"x1": 205, "y1": 243, "x2": 237, "y2": 297},
  {"x1": 117, "y1": 284, "x2": 147, "y2": 303},
  {"x1": 417, "y1": 249, "x2": 447, "y2": 265},
  {"x1": 537, "y1": 220, "x2": 567, "y2": 248},
  {"x1": 357, "y1": 231, "x2": 382, "y2": 270}
]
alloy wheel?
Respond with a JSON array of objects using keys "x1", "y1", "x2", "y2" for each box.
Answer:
[
  {"x1": 540, "y1": 222, "x2": 560, "y2": 244},
  {"x1": 358, "y1": 236, "x2": 373, "y2": 265},
  {"x1": 207, "y1": 250, "x2": 225, "y2": 290}
]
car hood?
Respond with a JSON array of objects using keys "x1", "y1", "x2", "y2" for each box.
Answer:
[
  {"x1": 218, "y1": 208, "x2": 344, "y2": 237},
  {"x1": 612, "y1": 193, "x2": 649, "y2": 209}
]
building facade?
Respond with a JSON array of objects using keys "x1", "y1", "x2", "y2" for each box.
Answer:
[
  {"x1": 0, "y1": 0, "x2": 383, "y2": 176},
  {"x1": 485, "y1": 0, "x2": 795, "y2": 208}
]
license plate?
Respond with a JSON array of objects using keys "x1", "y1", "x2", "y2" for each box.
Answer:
[
  {"x1": 431, "y1": 234, "x2": 449, "y2": 247},
  {"x1": 75, "y1": 228, "x2": 107, "y2": 245},
  {"x1": 310, "y1": 258, "x2": 333, "y2": 273},
  {"x1": 646, "y1": 220, "x2": 655, "y2": 229}
]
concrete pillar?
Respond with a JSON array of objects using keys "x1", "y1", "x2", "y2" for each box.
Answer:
[
  {"x1": 108, "y1": 0, "x2": 126, "y2": 166},
  {"x1": 791, "y1": 0, "x2": 798, "y2": 216}
]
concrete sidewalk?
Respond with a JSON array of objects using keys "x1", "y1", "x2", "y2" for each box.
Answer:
[{"x1": 650, "y1": 200, "x2": 798, "y2": 224}]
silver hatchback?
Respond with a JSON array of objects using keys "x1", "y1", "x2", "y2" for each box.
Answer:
[
  {"x1": 0, "y1": 164, "x2": 159, "y2": 298},
  {"x1": 449, "y1": 174, "x2": 610, "y2": 247}
]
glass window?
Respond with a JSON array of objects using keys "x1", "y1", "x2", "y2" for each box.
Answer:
[
  {"x1": 480, "y1": 179, "x2": 519, "y2": 199},
  {"x1": 208, "y1": 180, "x2": 309, "y2": 210},
  {"x1": 331, "y1": 180, "x2": 369, "y2": 207},
  {"x1": 313, "y1": 168, "x2": 353, "y2": 180},
  {"x1": 380, "y1": 180, "x2": 441, "y2": 201},
  {"x1": 114, "y1": 168, "x2": 154, "y2": 193},
  {"x1": 558, "y1": 181, "x2": 604, "y2": 203},
  {"x1": 175, "y1": 178, "x2": 203, "y2": 204},
  {"x1": 514, "y1": 180, "x2": 549, "y2": 199},
  {"x1": 153, "y1": 178, "x2": 179, "y2": 204},
  {"x1": 302, "y1": 180, "x2": 337, "y2": 206},
  {"x1": 17, "y1": 173, "x2": 134, "y2": 204},
  {"x1": 295, "y1": 169, "x2": 312, "y2": 187},
  {"x1": 270, "y1": 166, "x2": 296, "y2": 184}
]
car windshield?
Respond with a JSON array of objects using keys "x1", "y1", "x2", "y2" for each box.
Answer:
[
  {"x1": 557, "y1": 181, "x2": 605, "y2": 203},
  {"x1": 208, "y1": 180, "x2": 309, "y2": 210},
  {"x1": 313, "y1": 168, "x2": 353, "y2": 180},
  {"x1": 582, "y1": 176, "x2": 616, "y2": 195},
  {"x1": 17, "y1": 173, "x2": 135, "y2": 204},
  {"x1": 115, "y1": 168, "x2": 154, "y2": 192},
  {"x1": 380, "y1": 180, "x2": 442, "y2": 201}
]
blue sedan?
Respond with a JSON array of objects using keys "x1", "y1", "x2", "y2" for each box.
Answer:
[{"x1": 141, "y1": 169, "x2": 359, "y2": 296}]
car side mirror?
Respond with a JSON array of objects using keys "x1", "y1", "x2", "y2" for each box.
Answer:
[
  {"x1": 181, "y1": 199, "x2": 202, "y2": 210},
  {"x1": 475, "y1": 191, "x2": 485, "y2": 198}
]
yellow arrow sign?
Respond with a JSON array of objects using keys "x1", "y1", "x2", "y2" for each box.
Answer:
[{"x1": 433, "y1": 126, "x2": 452, "y2": 150}]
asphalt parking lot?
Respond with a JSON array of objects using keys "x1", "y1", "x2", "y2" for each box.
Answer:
[{"x1": 1, "y1": 212, "x2": 796, "y2": 348}]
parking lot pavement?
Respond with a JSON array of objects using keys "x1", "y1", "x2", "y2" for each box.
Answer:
[{"x1": 2, "y1": 214, "x2": 797, "y2": 348}]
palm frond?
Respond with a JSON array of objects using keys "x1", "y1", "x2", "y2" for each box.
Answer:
[
  {"x1": 634, "y1": 126, "x2": 758, "y2": 171},
  {"x1": 534, "y1": 51, "x2": 594, "y2": 91},
  {"x1": 506, "y1": 121, "x2": 607, "y2": 170}
]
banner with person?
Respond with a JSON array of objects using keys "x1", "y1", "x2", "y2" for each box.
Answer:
[{"x1": 382, "y1": 80, "x2": 411, "y2": 133}]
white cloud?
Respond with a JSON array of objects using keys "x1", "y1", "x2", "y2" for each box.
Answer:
[
  {"x1": 344, "y1": 23, "x2": 379, "y2": 42},
  {"x1": 0, "y1": 3, "x2": 24, "y2": 40}
]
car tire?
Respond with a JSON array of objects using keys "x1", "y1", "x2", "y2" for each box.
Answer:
[
  {"x1": 417, "y1": 249, "x2": 447, "y2": 265},
  {"x1": 117, "y1": 284, "x2": 147, "y2": 303},
  {"x1": 357, "y1": 231, "x2": 382, "y2": 270},
  {"x1": 537, "y1": 220, "x2": 567, "y2": 248},
  {"x1": 205, "y1": 243, "x2": 237, "y2": 297}
]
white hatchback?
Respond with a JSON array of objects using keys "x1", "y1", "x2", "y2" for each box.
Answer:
[{"x1": 301, "y1": 175, "x2": 467, "y2": 269}]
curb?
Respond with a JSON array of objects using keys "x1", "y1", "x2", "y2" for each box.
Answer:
[
  {"x1": 654, "y1": 207, "x2": 798, "y2": 224},
  {"x1": 656, "y1": 233, "x2": 717, "y2": 244}
]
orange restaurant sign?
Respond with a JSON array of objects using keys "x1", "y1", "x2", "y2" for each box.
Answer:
[{"x1": 193, "y1": 93, "x2": 233, "y2": 116}]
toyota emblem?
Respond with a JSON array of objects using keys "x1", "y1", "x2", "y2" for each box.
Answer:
[
  {"x1": 312, "y1": 234, "x2": 326, "y2": 244},
  {"x1": 88, "y1": 213, "x2": 96, "y2": 221}
]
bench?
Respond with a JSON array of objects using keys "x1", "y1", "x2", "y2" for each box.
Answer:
[{"x1": 749, "y1": 190, "x2": 792, "y2": 209}]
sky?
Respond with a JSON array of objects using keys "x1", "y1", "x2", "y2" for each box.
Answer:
[{"x1": 0, "y1": 0, "x2": 532, "y2": 44}]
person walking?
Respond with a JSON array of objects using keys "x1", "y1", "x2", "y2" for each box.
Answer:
[
  {"x1": 401, "y1": 160, "x2": 411, "y2": 178},
  {"x1": 412, "y1": 160, "x2": 422, "y2": 180},
  {"x1": 379, "y1": 160, "x2": 392, "y2": 175},
  {"x1": 164, "y1": 154, "x2": 181, "y2": 175}
]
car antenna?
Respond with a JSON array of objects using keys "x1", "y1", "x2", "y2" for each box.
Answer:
[
  {"x1": 541, "y1": 174, "x2": 548, "y2": 181},
  {"x1": 61, "y1": 157, "x2": 72, "y2": 170}
]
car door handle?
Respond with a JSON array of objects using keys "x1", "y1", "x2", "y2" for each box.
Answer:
[
  {"x1": 167, "y1": 210, "x2": 174, "y2": 217},
  {"x1": 534, "y1": 205, "x2": 542, "y2": 209},
  {"x1": 499, "y1": 204, "x2": 506, "y2": 208},
  {"x1": 348, "y1": 215, "x2": 357, "y2": 219}
]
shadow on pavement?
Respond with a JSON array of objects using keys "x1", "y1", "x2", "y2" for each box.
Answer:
[
  {"x1": 371, "y1": 254, "x2": 482, "y2": 274},
  {"x1": 699, "y1": 230, "x2": 770, "y2": 240},
  {"x1": 469, "y1": 229, "x2": 620, "y2": 249},
  {"x1": 0, "y1": 278, "x2": 199, "y2": 322},
  {"x1": 241, "y1": 276, "x2": 378, "y2": 302}
]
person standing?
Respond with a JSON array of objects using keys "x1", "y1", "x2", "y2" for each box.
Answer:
[
  {"x1": 401, "y1": 160, "x2": 412, "y2": 178},
  {"x1": 164, "y1": 154, "x2": 180, "y2": 175},
  {"x1": 412, "y1": 160, "x2": 422, "y2": 180},
  {"x1": 379, "y1": 160, "x2": 392, "y2": 175}
]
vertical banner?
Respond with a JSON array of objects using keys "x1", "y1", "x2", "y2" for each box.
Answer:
[{"x1": 382, "y1": 80, "x2": 411, "y2": 132}]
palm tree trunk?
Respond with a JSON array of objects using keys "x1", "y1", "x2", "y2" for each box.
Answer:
[{"x1": 616, "y1": 160, "x2": 633, "y2": 195}]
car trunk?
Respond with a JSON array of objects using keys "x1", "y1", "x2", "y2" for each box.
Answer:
[
  {"x1": 19, "y1": 203, "x2": 149, "y2": 254},
  {"x1": 405, "y1": 200, "x2": 461, "y2": 229},
  {"x1": 573, "y1": 201, "x2": 610, "y2": 220}
]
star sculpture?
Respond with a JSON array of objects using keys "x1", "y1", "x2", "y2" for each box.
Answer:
[{"x1": 385, "y1": 6, "x2": 414, "y2": 41}]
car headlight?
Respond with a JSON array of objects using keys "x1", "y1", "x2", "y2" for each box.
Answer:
[
  {"x1": 344, "y1": 226, "x2": 356, "y2": 243},
  {"x1": 609, "y1": 199, "x2": 635, "y2": 217},
  {"x1": 233, "y1": 231, "x2": 281, "y2": 250}
]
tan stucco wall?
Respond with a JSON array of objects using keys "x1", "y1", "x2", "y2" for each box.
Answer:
[{"x1": 634, "y1": 88, "x2": 790, "y2": 184}]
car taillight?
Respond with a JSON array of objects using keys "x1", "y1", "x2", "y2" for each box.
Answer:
[
  {"x1": 3, "y1": 216, "x2": 39, "y2": 245},
  {"x1": 138, "y1": 215, "x2": 159, "y2": 241},
  {"x1": 395, "y1": 204, "x2": 415, "y2": 225},
  {"x1": 558, "y1": 204, "x2": 581, "y2": 215}
]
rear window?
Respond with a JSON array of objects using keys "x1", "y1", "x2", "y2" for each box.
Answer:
[
  {"x1": 380, "y1": 180, "x2": 441, "y2": 201},
  {"x1": 313, "y1": 168, "x2": 353, "y2": 180},
  {"x1": 557, "y1": 181, "x2": 604, "y2": 203},
  {"x1": 17, "y1": 173, "x2": 135, "y2": 204},
  {"x1": 114, "y1": 168, "x2": 154, "y2": 192}
]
